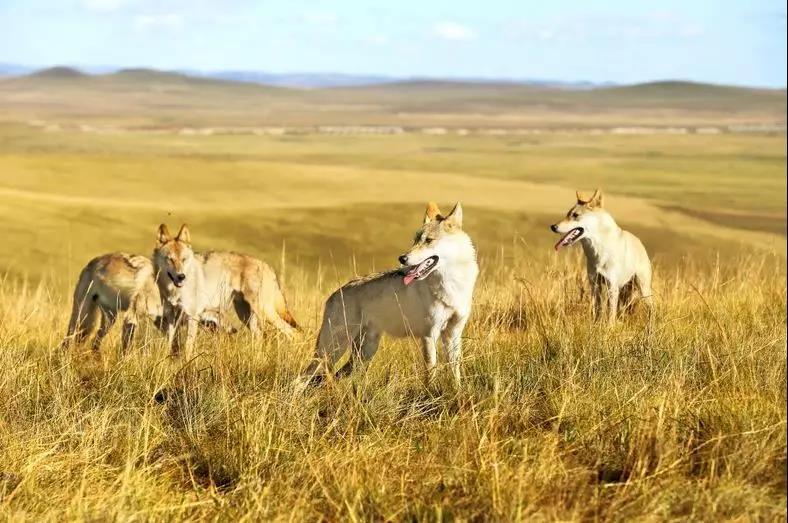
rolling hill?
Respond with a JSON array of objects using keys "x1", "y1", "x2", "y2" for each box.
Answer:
[{"x1": 0, "y1": 67, "x2": 784, "y2": 129}]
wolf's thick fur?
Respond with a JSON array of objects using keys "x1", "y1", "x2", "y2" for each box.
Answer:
[
  {"x1": 551, "y1": 189, "x2": 653, "y2": 324},
  {"x1": 61, "y1": 252, "x2": 162, "y2": 351},
  {"x1": 153, "y1": 224, "x2": 298, "y2": 355},
  {"x1": 301, "y1": 202, "x2": 478, "y2": 384}
]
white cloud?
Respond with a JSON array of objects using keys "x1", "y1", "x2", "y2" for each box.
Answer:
[
  {"x1": 432, "y1": 21, "x2": 477, "y2": 41},
  {"x1": 133, "y1": 14, "x2": 184, "y2": 31},
  {"x1": 505, "y1": 14, "x2": 706, "y2": 42},
  {"x1": 80, "y1": 0, "x2": 130, "y2": 13},
  {"x1": 303, "y1": 13, "x2": 338, "y2": 26},
  {"x1": 678, "y1": 23, "x2": 704, "y2": 38},
  {"x1": 368, "y1": 34, "x2": 390, "y2": 46}
]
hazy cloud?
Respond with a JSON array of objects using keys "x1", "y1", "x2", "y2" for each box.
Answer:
[
  {"x1": 80, "y1": 0, "x2": 130, "y2": 12},
  {"x1": 303, "y1": 12, "x2": 338, "y2": 26},
  {"x1": 432, "y1": 21, "x2": 477, "y2": 41},
  {"x1": 368, "y1": 34, "x2": 390, "y2": 46},
  {"x1": 133, "y1": 13, "x2": 183, "y2": 31}
]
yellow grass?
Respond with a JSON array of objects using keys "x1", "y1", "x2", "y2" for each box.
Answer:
[{"x1": 0, "y1": 122, "x2": 785, "y2": 519}]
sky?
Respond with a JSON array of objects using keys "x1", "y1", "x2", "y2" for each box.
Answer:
[{"x1": 0, "y1": 0, "x2": 785, "y2": 87}]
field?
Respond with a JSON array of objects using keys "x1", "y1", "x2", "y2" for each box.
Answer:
[{"x1": 0, "y1": 73, "x2": 786, "y2": 520}]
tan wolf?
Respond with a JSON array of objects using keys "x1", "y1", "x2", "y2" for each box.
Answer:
[
  {"x1": 153, "y1": 224, "x2": 298, "y2": 355},
  {"x1": 61, "y1": 253, "x2": 230, "y2": 352},
  {"x1": 61, "y1": 252, "x2": 163, "y2": 352},
  {"x1": 550, "y1": 189, "x2": 653, "y2": 324},
  {"x1": 300, "y1": 202, "x2": 478, "y2": 385}
]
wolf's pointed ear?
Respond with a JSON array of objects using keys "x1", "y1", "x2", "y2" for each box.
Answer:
[
  {"x1": 157, "y1": 224, "x2": 171, "y2": 246},
  {"x1": 589, "y1": 188, "x2": 604, "y2": 208},
  {"x1": 175, "y1": 224, "x2": 191, "y2": 244},
  {"x1": 576, "y1": 190, "x2": 590, "y2": 204},
  {"x1": 444, "y1": 202, "x2": 463, "y2": 228},
  {"x1": 424, "y1": 201, "x2": 442, "y2": 224}
]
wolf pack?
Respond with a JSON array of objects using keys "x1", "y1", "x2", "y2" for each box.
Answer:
[{"x1": 60, "y1": 189, "x2": 652, "y2": 386}]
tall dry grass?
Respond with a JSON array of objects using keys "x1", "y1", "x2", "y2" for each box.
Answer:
[{"x1": 0, "y1": 249, "x2": 785, "y2": 520}]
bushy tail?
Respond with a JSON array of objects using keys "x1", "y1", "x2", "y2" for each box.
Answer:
[
  {"x1": 61, "y1": 267, "x2": 99, "y2": 348},
  {"x1": 275, "y1": 287, "x2": 299, "y2": 330}
]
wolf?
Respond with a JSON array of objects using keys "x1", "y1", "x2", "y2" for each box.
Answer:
[
  {"x1": 61, "y1": 253, "x2": 231, "y2": 352},
  {"x1": 153, "y1": 223, "x2": 298, "y2": 355},
  {"x1": 61, "y1": 252, "x2": 164, "y2": 352},
  {"x1": 300, "y1": 202, "x2": 478, "y2": 385},
  {"x1": 550, "y1": 189, "x2": 653, "y2": 324}
]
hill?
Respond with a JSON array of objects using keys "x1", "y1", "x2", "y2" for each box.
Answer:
[{"x1": 0, "y1": 67, "x2": 784, "y2": 129}]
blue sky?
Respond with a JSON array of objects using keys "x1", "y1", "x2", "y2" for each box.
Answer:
[{"x1": 0, "y1": 0, "x2": 785, "y2": 86}]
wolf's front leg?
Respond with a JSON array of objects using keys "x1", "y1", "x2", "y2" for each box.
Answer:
[
  {"x1": 421, "y1": 334, "x2": 439, "y2": 381},
  {"x1": 162, "y1": 308, "x2": 181, "y2": 354},
  {"x1": 588, "y1": 272, "x2": 604, "y2": 320},
  {"x1": 183, "y1": 316, "x2": 199, "y2": 354},
  {"x1": 606, "y1": 285, "x2": 620, "y2": 326},
  {"x1": 442, "y1": 315, "x2": 468, "y2": 384}
]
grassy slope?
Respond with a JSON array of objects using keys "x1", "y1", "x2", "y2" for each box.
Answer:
[
  {"x1": 0, "y1": 125, "x2": 783, "y2": 287},
  {"x1": 0, "y1": 85, "x2": 785, "y2": 519},
  {"x1": 0, "y1": 245, "x2": 784, "y2": 520}
]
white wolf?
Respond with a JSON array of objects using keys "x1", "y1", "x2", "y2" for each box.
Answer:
[
  {"x1": 551, "y1": 189, "x2": 653, "y2": 324},
  {"x1": 301, "y1": 202, "x2": 478, "y2": 385}
]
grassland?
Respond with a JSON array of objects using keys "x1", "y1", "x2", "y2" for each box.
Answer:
[{"x1": 0, "y1": 74, "x2": 785, "y2": 520}]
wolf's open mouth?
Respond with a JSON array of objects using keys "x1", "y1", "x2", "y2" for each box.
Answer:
[
  {"x1": 168, "y1": 272, "x2": 184, "y2": 288},
  {"x1": 555, "y1": 227, "x2": 584, "y2": 250},
  {"x1": 402, "y1": 255, "x2": 439, "y2": 286}
]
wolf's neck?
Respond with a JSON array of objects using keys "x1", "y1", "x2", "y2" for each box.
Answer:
[
  {"x1": 430, "y1": 257, "x2": 478, "y2": 302},
  {"x1": 580, "y1": 218, "x2": 622, "y2": 261}
]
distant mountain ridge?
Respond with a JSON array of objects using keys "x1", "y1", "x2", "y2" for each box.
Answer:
[
  {"x1": 3, "y1": 64, "x2": 785, "y2": 92},
  {"x1": 1, "y1": 63, "x2": 613, "y2": 89}
]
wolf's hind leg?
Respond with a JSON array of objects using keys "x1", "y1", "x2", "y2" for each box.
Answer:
[
  {"x1": 335, "y1": 329, "x2": 381, "y2": 379},
  {"x1": 121, "y1": 320, "x2": 137, "y2": 353},
  {"x1": 300, "y1": 319, "x2": 357, "y2": 386},
  {"x1": 92, "y1": 306, "x2": 117, "y2": 352},
  {"x1": 635, "y1": 270, "x2": 654, "y2": 332},
  {"x1": 62, "y1": 295, "x2": 99, "y2": 349},
  {"x1": 635, "y1": 271, "x2": 654, "y2": 311}
]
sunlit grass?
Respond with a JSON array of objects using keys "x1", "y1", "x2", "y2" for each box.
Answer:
[{"x1": 0, "y1": 248, "x2": 784, "y2": 520}]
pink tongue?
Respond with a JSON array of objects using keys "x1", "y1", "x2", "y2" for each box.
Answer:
[
  {"x1": 554, "y1": 230, "x2": 575, "y2": 251},
  {"x1": 403, "y1": 272, "x2": 418, "y2": 286}
]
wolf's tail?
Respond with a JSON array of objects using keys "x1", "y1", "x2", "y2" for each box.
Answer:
[
  {"x1": 61, "y1": 265, "x2": 100, "y2": 348},
  {"x1": 274, "y1": 286, "x2": 299, "y2": 330}
]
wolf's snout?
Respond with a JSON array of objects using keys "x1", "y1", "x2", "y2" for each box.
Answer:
[
  {"x1": 175, "y1": 273, "x2": 186, "y2": 283},
  {"x1": 398, "y1": 254, "x2": 408, "y2": 265},
  {"x1": 550, "y1": 224, "x2": 558, "y2": 233}
]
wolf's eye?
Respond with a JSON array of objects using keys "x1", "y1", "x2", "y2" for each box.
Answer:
[
  {"x1": 571, "y1": 212, "x2": 579, "y2": 219},
  {"x1": 425, "y1": 238, "x2": 433, "y2": 245}
]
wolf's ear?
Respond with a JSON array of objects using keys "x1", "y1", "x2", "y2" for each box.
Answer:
[
  {"x1": 157, "y1": 224, "x2": 171, "y2": 246},
  {"x1": 175, "y1": 224, "x2": 191, "y2": 244},
  {"x1": 444, "y1": 202, "x2": 463, "y2": 228},
  {"x1": 589, "y1": 189, "x2": 604, "y2": 208},
  {"x1": 424, "y1": 201, "x2": 442, "y2": 224},
  {"x1": 576, "y1": 190, "x2": 590, "y2": 204}
]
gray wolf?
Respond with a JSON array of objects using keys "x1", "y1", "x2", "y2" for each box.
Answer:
[
  {"x1": 61, "y1": 252, "x2": 230, "y2": 352},
  {"x1": 550, "y1": 189, "x2": 653, "y2": 324},
  {"x1": 300, "y1": 202, "x2": 478, "y2": 385},
  {"x1": 61, "y1": 252, "x2": 163, "y2": 351},
  {"x1": 153, "y1": 224, "x2": 298, "y2": 355}
]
